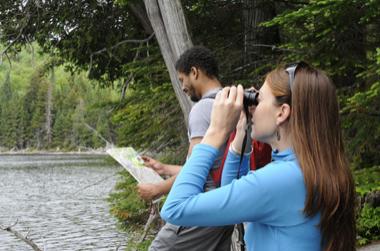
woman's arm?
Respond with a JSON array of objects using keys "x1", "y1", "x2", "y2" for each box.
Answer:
[
  {"x1": 160, "y1": 144, "x2": 272, "y2": 227},
  {"x1": 221, "y1": 111, "x2": 251, "y2": 186},
  {"x1": 221, "y1": 149, "x2": 249, "y2": 186}
]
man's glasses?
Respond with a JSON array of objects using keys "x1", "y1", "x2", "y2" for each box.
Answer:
[{"x1": 285, "y1": 61, "x2": 308, "y2": 91}]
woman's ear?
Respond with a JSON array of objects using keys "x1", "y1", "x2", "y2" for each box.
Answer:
[{"x1": 276, "y1": 103, "x2": 291, "y2": 125}]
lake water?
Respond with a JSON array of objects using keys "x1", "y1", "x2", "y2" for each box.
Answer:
[{"x1": 0, "y1": 154, "x2": 128, "y2": 250}]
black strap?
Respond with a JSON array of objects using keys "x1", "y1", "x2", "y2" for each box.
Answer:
[
  {"x1": 236, "y1": 131, "x2": 247, "y2": 179},
  {"x1": 235, "y1": 112, "x2": 251, "y2": 250},
  {"x1": 200, "y1": 89, "x2": 221, "y2": 100},
  {"x1": 235, "y1": 123, "x2": 248, "y2": 251},
  {"x1": 237, "y1": 112, "x2": 250, "y2": 179},
  {"x1": 203, "y1": 88, "x2": 246, "y2": 250},
  {"x1": 237, "y1": 223, "x2": 246, "y2": 251}
]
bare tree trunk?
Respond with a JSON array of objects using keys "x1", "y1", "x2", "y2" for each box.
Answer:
[
  {"x1": 45, "y1": 66, "x2": 54, "y2": 146},
  {"x1": 243, "y1": 0, "x2": 279, "y2": 70},
  {"x1": 157, "y1": 0, "x2": 193, "y2": 59},
  {"x1": 128, "y1": 2, "x2": 154, "y2": 35},
  {"x1": 143, "y1": 0, "x2": 193, "y2": 127}
]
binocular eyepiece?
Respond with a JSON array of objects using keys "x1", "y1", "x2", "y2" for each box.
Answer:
[{"x1": 243, "y1": 89, "x2": 258, "y2": 111}]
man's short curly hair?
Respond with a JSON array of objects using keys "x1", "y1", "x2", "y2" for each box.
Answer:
[{"x1": 175, "y1": 46, "x2": 219, "y2": 78}]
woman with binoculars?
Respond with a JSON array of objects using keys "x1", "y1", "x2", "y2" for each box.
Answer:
[{"x1": 161, "y1": 62, "x2": 356, "y2": 251}]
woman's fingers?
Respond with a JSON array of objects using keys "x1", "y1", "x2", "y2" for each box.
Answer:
[
  {"x1": 236, "y1": 110, "x2": 247, "y2": 131},
  {"x1": 217, "y1": 85, "x2": 243, "y2": 105},
  {"x1": 227, "y1": 86, "x2": 237, "y2": 102},
  {"x1": 219, "y1": 86, "x2": 230, "y2": 100},
  {"x1": 236, "y1": 85, "x2": 244, "y2": 107}
]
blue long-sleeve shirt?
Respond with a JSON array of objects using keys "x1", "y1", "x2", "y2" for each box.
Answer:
[{"x1": 161, "y1": 144, "x2": 321, "y2": 251}]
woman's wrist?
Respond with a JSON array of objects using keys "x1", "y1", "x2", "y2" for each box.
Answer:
[
  {"x1": 231, "y1": 129, "x2": 253, "y2": 155},
  {"x1": 231, "y1": 131, "x2": 245, "y2": 151},
  {"x1": 229, "y1": 143, "x2": 252, "y2": 156},
  {"x1": 202, "y1": 127, "x2": 229, "y2": 149},
  {"x1": 230, "y1": 143, "x2": 242, "y2": 155}
]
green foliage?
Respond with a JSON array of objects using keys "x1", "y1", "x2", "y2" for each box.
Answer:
[
  {"x1": 124, "y1": 238, "x2": 153, "y2": 251},
  {"x1": 0, "y1": 45, "x2": 120, "y2": 150},
  {"x1": 107, "y1": 170, "x2": 148, "y2": 225},
  {"x1": 0, "y1": 72, "x2": 18, "y2": 147},
  {"x1": 0, "y1": 43, "x2": 188, "y2": 157},
  {"x1": 0, "y1": 0, "x2": 154, "y2": 85},
  {"x1": 341, "y1": 81, "x2": 380, "y2": 167},
  {"x1": 263, "y1": 0, "x2": 380, "y2": 83},
  {"x1": 112, "y1": 82, "x2": 187, "y2": 156},
  {"x1": 107, "y1": 169, "x2": 160, "y2": 249},
  {"x1": 108, "y1": 168, "x2": 172, "y2": 249},
  {"x1": 354, "y1": 166, "x2": 380, "y2": 245},
  {"x1": 354, "y1": 166, "x2": 380, "y2": 197},
  {"x1": 357, "y1": 204, "x2": 380, "y2": 246},
  {"x1": 1, "y1": 0, "x2": 379, "y2": 247},
  {"x1": 340, "y1": 48, "x2": 380, "y2": 167},
  {"x1": 261, "y1": 0, "x2": 380, "y2": 171},
  {"x1": 110, "y1": 44, "x2": 188, "y2": 159}
]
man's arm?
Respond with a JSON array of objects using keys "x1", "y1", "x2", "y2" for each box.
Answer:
[
  {"x1": 141, "y1": 156, "x2": 181, "y2": 177},
  {"x1": 137, "y1": 176, "x2": 177, "y2": 201},
  {"x1": 187, "y1": 137, "x2": 202, "y2": 157},
  {"x1": 137, "y1": 137, "x2": 203, "y2": 201}
]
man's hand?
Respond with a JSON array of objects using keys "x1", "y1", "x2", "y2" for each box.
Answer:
[
  {"x1": 141, "y1": 156, "x2": 167, "y2": 176},
  {"x1": 137, "y1": 183, "x2": 161, "y2": 201}
]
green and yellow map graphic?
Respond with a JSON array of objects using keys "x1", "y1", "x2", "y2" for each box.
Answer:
[{"x1": 107, "y1": 147, "x2": 163, "y2": 184}]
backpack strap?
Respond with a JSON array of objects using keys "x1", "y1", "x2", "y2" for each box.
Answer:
[
  {"x1": 204, "y1": 88, "x2": 272, "y2": 186},
  {"x1": 210, "y1": 131, "x2": 272, "y2": 187},
  {"x1": 210, "y1": 130, "x2": 236, "y2": 187},
  {"x1": 250, "y1": 140, "x2": 272, "y2": 170}
]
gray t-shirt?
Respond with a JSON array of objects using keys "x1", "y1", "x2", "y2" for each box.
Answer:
[
  {"x1": 148, "y1": 88, "x2": 233, "y2": 251},
  {"x1": 187, "y1": 88, "x2": 225, "y2": 190}
]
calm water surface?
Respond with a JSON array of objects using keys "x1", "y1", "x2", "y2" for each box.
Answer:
[{"x1": 0, "y1": 154, "x2": 128, "y2": 250}]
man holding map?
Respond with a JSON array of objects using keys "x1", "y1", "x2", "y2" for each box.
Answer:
[{"x1": 137, "y1": 46, "x2": 234, "y2": 251}]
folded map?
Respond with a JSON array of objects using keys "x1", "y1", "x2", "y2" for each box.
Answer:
[{"x1": 107, "y1": 147, "x2": 163, "y2": 184}]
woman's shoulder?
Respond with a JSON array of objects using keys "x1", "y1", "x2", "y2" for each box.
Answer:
[
  {"x1": 248, "y1": 159, "x2": 305, "y2": 192},
  {"x1": 244, "y1": 158, "x2": 309, "y2": 226}
]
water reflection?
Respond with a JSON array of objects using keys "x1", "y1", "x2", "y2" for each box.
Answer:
[{"x1": 0, "y1": 154, "x2": 127, "y2": 250}]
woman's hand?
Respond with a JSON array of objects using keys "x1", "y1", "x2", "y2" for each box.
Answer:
[
  {"x1": 202, "y1": 85, "x2": 244, "y2": 149},
  {"x1": 231, "y1": 111, "x2": 249, "y2": 154}
]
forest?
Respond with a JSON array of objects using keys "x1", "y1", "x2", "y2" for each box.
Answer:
[{"x1": 0, "y1": 0, "x2": 379, "y2": 249}]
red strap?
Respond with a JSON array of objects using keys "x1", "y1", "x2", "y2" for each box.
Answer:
[
  {"x1": 210, "y1": 131, "x2": 271, "y2": 187},
  {"x1": 250, "y1": 140, "x2": 272, "y2": 170},
  {"x1": 210, "y1": 131, "x2": 236, "y2": 187}
]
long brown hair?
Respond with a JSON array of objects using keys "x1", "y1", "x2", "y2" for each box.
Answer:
[{"x1": 266, "y1": 65, "x2": 356, "y2": 251}]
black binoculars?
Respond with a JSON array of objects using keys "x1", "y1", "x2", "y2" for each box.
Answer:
[{"x1": 243, "y1": 89, "x2": 258, "y2": 112}]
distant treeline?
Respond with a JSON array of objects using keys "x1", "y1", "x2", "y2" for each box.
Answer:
[{"x1": 0, "y1": 47, "x2": 187, "y2": 157}]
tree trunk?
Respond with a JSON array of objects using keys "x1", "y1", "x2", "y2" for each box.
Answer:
[
  {"x1": 128, "y1": 2, "x2": 154, "y2": 35},
  {"x1": 157, "y1": 0, "x2": 193, "y2": 59},
  {"x1": 143, "y1": 0, "x2": 193, "y2": 127},
  {"x1": 45, "y1": 66, "x2": 54, "y2": 146},
  {"x1": 243, "y1": 0, "x2": 279, "y2": 70}
]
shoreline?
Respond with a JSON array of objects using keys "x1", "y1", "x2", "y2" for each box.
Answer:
[
  {"x1": 358, "y1": 241, "x2": 380, "y2": 251},
  {"x1": 0, "y1": 149, "x2": 108, "y2": 156}
]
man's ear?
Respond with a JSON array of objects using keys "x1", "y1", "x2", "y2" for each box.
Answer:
[
  {"x1": 276, "y1": 103, "x2": 291, "y2": 125},
  {"x1": 190, "y1": 66, "x2": 199, "y2": 80}
]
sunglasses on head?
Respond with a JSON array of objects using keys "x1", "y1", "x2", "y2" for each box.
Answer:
[{"x1": 285, "y1": 61, "x2": 309, "y2": 91}]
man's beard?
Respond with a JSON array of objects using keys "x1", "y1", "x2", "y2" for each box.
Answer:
[{"x1": 190, "y1": 95, "x2": 200, "y2": 102}]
